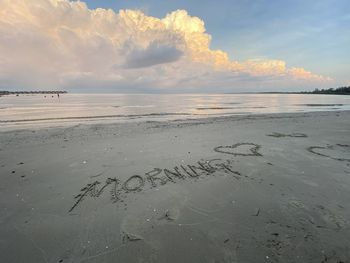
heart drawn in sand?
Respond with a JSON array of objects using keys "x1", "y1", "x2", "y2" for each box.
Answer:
[
  {"x1": 214, "y1": 143, "x2": 262, "y2": 157},
  {"x1": 307, "y1": 144, "x2": 350, "y2": 162}
]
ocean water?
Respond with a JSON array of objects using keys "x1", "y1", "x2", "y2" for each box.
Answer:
[{"x1": 1, "y1": 93, "x2": 350, "y2": 130}]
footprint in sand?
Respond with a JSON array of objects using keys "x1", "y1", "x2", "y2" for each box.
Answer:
[{"x1": 315, "y1": 205, "x2": 347, "y2": 230}]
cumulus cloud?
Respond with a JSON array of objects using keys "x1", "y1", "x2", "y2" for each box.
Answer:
[
  {"x1": 0, "y1": 0, "x2": 332, "y2": 92},
  {"x1": 123, "y1": 41, "x2": 183, "y2": 68}
]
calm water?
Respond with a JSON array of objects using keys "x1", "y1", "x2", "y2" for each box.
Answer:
[{"x1": 1, "y1": 93, "x2": 350, "y2": 130}]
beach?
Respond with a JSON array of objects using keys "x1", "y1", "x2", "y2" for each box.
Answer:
[{"x1": 1, "y1": 110, "x2": 350, "y2": 263}]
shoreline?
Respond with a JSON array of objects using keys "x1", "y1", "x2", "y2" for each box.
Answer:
[
  {"x1": 1, "y1": 110, "x2": 350, "y2": 262},
  {"x1": 1, "y1": 109, "x2": 349, "y2": 134}
]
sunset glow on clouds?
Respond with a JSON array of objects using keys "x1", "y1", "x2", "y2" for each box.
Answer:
[{"x1": 0, "y1": 0, "x2": 333, "y2": 92}]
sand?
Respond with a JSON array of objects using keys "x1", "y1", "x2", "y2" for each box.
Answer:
[{"x1": 0, "y1": 111, "x2": 350, "y2": 263}]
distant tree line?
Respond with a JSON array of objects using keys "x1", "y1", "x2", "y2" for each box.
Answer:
[{"x1": 301, "y1": 86, "x2": 350, "y2": 95}]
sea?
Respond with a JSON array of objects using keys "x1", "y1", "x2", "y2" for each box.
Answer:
[{"x1": 1, "y1": 93, "x2": 350, "y2": 131}]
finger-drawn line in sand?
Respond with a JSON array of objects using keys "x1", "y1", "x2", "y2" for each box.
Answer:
[
  {"x1": 336, "y1": 143, "x2": 350, "y2": 147},
  {"x1": 69, "y1": 143, "x2": 262, "y2": 212},
  {"x1": 69, "y1": 178, "x2": 119, "y2": 212},
  {"x1": 307, "y1": 144, "x2": 350, "y2": 162},
  {"x1": 214, "y1": 143, "x2": 262, "y2": 156},
  {"x1": 123, "y1": 175, "x2": 145, "y2": 192},
  {"x1": 110, "y1": 178, "x2": 120, "y2": 203},
  {"x1": 69, "y1": 181, "x2": 100, "y2": 212},
  {"x1": 267, "y1": 132, "x2": 308, "y2": 138}
]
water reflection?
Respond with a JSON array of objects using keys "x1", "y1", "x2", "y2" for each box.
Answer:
[{"x1": 0, "y1": 93, "x2": 349, "y2": 130}]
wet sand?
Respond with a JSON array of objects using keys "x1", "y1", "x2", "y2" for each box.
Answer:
[{"x1": 0, "y1": 111, "x2": 350, "y2": 263}]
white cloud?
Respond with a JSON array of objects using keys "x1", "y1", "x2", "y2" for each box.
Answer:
[{"x1": 0, "y1": 0, "x2": 332, "y2": 92}]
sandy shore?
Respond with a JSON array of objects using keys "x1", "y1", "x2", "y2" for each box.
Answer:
[{"x1": 1, "y1": 111, "x2": 350, "y2": 263}]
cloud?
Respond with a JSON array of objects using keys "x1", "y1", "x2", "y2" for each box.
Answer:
[
  {"x1": 0, "y1": 0, "x2": 332, "y2": 92},
  {"x1": 123, "y1": 41, "x2": 183, "y2": 68}
]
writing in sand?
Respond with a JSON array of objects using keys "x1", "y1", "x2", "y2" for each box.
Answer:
[{"x1": 69, "y1": 143, "x2": 262, "y2": 212}]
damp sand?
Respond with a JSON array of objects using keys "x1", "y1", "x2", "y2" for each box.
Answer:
[{"x1": 0, "y1": 111, "x2": 350, "y2": 263}]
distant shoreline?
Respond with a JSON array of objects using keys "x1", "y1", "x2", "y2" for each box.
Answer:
[
  {"x1": 228, "y1": 92, "x2": 350, "y2": 95},
  {"x1": 228, "y1": 86, "x2": 350, "y2": 95}
]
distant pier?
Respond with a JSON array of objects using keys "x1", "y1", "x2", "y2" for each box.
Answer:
[{"x1": 0, "y1": 91, "x2": 67, "y2": 96}]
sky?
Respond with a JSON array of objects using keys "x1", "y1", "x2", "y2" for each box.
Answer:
[{"x1": 0, "y1": 0, "x2": 349, "y2": 93}]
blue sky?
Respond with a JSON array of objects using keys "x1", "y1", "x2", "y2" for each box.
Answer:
[{"x1": 83, "y1": 0, "x2": 350, "y2": 83}]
